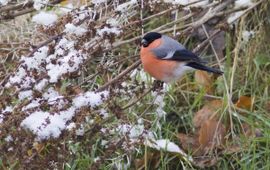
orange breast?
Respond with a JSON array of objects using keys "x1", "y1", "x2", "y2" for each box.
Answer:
[{"x1": 140, "y1": 39, "x2": 178, "y2": 82}]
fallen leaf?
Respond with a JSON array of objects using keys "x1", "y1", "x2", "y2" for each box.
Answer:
[
  {"x1": 134, "y1": 151, "x2": 160, "y2": 170},
  {"x1": 194, "y1": 156, "x2": 219, "y2": 168},
  {"x1": 198, "y1": 118, "x2": 226, "y2": 153},
  {"x1": 193, "y1": 100, "x2": 223, "y2": 128},
  {"x1": 195, "y1": 70, "x2": 213, "y2": 94},
  {"x1": 178, "y1": 133, "x2": 203, "y2": 156},
  {"x1": 235, "y1": 96, "x2": 253, "y2": 110}
]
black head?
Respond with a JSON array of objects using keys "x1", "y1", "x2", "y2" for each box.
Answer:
[{"x1": 141, "y1": 32, "x2": 162, "y2": 47}]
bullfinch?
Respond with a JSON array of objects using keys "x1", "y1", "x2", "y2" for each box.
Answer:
[{"x1": 140, "y1": 32, "x2": 223, "y2": 83}]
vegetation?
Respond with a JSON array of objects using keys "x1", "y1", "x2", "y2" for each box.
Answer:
[{"x1": 0, "y1": 0, "x2": 270, "y2": 169}]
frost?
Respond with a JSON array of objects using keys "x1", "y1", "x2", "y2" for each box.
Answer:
[
  {"x1": 32, "y1": 11, "x2": 58, "y2": 26},
  {"x1": 33, "y1": 0, "x2": 49, "y2": 10},
  {"x1": 72, "y1": 91, "x2": 109, "y2": 108},
  {"x1": 21, "y1": 107, "x2": 76, "y2": 140},
  {"x1": 64, "y1": 23, "x2": 87, "y2": 36},
  {"x1": 97, "y1": 26, "x2": 122, "y2": 37}
]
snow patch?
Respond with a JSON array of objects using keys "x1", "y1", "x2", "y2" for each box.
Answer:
[
  {"x1": 64, "y1": 23, "x2": 87, "y2": 36},
  {"x1": 32, "y1": 11, "x2": 58, "y2": 26},
  {"x1": 72, "y1": 91, "x2": 109, "y2": 108}
]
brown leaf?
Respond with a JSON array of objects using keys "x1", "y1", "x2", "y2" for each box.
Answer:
[
  {"x1": 134, "y1": 151, "x2": 160, "y2": 170},
  {"x1": 195, "y1": 70, "x2": 213, "y2": 94},
  {"x1": 194, "y1": 156, "x2": 219, "y2": 168},
  {"x1": 193, "y1": 100, "x2": 223, "y2": 128},
  {"x1": 198, "y1": 118, "x2": 226, "y2": 152},
  {"x1": 235, "y1": 96, "x2": 253, "y2": 110},
  {"x1": 178, "y1": 133, "x2": 203, "y2": 156}
]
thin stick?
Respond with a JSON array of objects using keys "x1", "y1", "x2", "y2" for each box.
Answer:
[{"x1": 96, "y1": 60, "x2": 141, "y2": 92}]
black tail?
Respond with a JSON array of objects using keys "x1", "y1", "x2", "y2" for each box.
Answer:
[{"x1": 186, "y1": 62, "x2": 223, "y2": 75}]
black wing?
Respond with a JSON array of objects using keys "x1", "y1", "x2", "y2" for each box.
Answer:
[{"x1": 168, "y1": 49, "x2": 206, "y2": 63}]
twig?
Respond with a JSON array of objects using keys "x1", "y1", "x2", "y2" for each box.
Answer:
[
  {"x1": 96, "y1": 60, "x2": 141, "y2": 92},
  {"x1": 121, "y1": 87, "x2": 153, "y2": 110}
]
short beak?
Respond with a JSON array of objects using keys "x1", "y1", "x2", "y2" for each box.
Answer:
[{"x1": 141, "y1": 39, "x2": 148, "y2": 47}]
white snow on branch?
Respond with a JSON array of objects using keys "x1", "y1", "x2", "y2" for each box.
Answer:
[
  {"x1": 116, "y1": 0, "x2": 137, "y2": 12},
  {"x1": 21, "y1": 108, "x2": 76, "y2": 140},
  {"x1": 97, "y1": 26, "x2": 122, "y2": 37},
  {"x1": 18, "y1": 90, "x2": 33, "y2": 101},
  {"x1": 21, "y1": 90, "x2": 109, "y2": 140},
  {"x1": 64, "y1": 23, "x2": 87, "y2": 36},
  {"x1": 235, "y1": 0, "x2": 254, "y2": 8},
  {"x1": 164, "y1": 0, "x2": 209, "y2": 7},
  {"x1": 0, "y1": 0, "x2": 8, "y2": 5},
  {"x1": 32, "y1": 11, "x2": 58, "y2": 26},
  {"x1": 33, "y1": 0, "x2": 49, "y2": 10},
  {"x1": 21, "y1": 46, "x2": 48, "y2": 70},
  {"x1": 73, "y1": 91, "x2": 109, "y2": 108}
]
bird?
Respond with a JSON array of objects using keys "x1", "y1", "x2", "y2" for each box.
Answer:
[{"x1": 140, "y1": 32, "x2": 223, "y2": 83}]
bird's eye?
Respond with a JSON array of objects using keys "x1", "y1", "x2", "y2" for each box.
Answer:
[{"x1": 141, "y1": 39, "x2": 149, "y2": 47}]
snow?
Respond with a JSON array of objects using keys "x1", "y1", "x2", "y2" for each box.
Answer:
[
  {"x1": 235, "y1": 0, "x2": 253, "y2": 8},
  {"x1": 97, "y1": 26, "x2": 122, "y2": 37},
  {"x1": 164, "y1": 0, "x2": 209, "y2": 7},
  {"x1": 2, "y1": 106, "x2": 13, "y2": 113},
  {"x1": 106, "y1": 18, "x2": 119, "y2": 27},
  {"x1": 72, "y1": 91, "x2": 109, "y2": 108},
  {"x1": 5, "y1": 135, "x2": 13, "y2": 142},
  {"x1": 33, "y1": 0, "x2": 49, "y2": 10},
  {"x1": 46, "y1": 50, "x2": 85, "y2": 82},
  {"x1": 92, "y1": 0, "x2": 107, "y2": 5},
  {"x1": 227, "y1": 0, "x2": 254, "y2": 24},
  {"x1": 242, "y1": 30, "x2": 255, "y2": 43},
  {"x1": 100, "y1": 109, "x2": 109, "y2": 118},
  {"x1": 22, "y1": 99, "x2": 41, "y2": 111},
  {"x1": 0, "y1": 0, "x2": 8, "y2": 5},
  {"x1": 21, "y1": 46, "x2": 48, "y2": 70},
  {"x1": 18, "y1": 90, "x2": 33, "y2": 101},
  {"x1": 34, "y1": 79, "x2": 48, "y2": 91},
  {"x1": 117, "y1": 123, "x2": 145, "y2": 139},
  {"x1": 32, "y1": 11, "x2": 58, "y2": 26},
  {"x1": 21, "y1": 107, "x2": 76, "y2": 140},
  {"x1": 59, "y1": 3, "x2": 74, "y2": 13},
  {"x1": 64, "y1": 23, "x2": 87, "y2": 36},
  {"x1": 152, "y1": 91, "x2": 167, "y2": 118},
  {"x1": 9, "y1": 67, "x2": 27, "y2": 85},
  {"x1": 0, "y1": 114, "x2": 4, "y2": 124},
  {"x1": 116, "y1": 0, "x2": 137, "y2": 12},
  {"x1": 145, "y1": 139, "x2": 186, "y2": 154}
]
